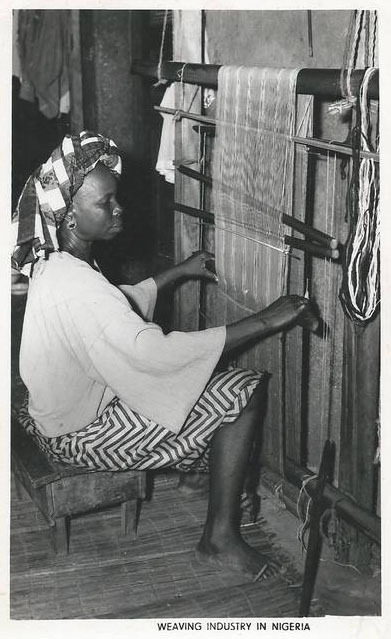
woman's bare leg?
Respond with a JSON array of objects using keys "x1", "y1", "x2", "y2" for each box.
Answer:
[{"x1": 196, "y1": 383, "x2": 276, "y2": 579}]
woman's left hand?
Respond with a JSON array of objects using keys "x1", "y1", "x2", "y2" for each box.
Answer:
[{"x1": 180, "y1": 251, "x2": 218, "y2": 282}]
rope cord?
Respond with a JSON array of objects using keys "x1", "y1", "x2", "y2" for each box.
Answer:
[
  {"x1": 172, "y1": 64, "x2": 200, "y2": 120},
  {"x1": 153, "y1": 10, "x2": 169, "y2": 88},
  {"x1": 329, "y1": 10, "x2": 377, "y2": 115},
  {"x1": 344, "y1": 10, "x2": 364, "y2": 101},
  {"x1": 340, "y1": 67, "x2": 380, "y2": 323},
  {"x1": 296, "y1": 475, "x2": 318, "y2": 551}
]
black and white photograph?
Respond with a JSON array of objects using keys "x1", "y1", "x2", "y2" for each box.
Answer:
[{"x1": 2, "y1": 2, "x2": 389, "y2": 636}]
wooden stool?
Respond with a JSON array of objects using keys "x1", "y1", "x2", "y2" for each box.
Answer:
[{"x1": 11, "y1": 416, "x2": 147, "y2": 555}]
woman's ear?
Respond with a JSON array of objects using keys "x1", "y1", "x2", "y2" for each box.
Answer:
[{"x1": 65, "y1": 205, "x2": 78, "y2": 230}]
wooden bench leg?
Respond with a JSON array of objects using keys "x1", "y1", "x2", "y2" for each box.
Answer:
[
  {"x1": 121, "y1": 498, "x2": 142, "y2": 539},
  {"x1": 12, "y1": 472, "x2": 27, "y2": 501},
  {"x1": 52, "y1": 516, "x2": 70, "y2": 555}
]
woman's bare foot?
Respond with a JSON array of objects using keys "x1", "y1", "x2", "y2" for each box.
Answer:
[{"x1": 195, "y1": 534, "x2": 279, "y2": 581}]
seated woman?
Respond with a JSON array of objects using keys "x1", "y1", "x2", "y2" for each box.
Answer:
[{"x1": 12, "y1": 131, "x2": 315, "y2": 580}]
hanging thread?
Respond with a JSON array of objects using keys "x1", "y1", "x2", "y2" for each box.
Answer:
[
  {"x1": 296, "y1": 475, "x2": 318, "y2": 551},
  {"x1": 328, "y1": 10, "x2": 378, "y2": 115},
  {"x1": 172, "y1": 64, "x2": 201, "y2": 122},
  {"x1": 340, "y1": 67, "x2": 380, "y2": 323}
]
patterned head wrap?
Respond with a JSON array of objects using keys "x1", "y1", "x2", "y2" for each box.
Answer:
[{"x1": 12, "y1": 130, "x2": 122, "y2": 275}]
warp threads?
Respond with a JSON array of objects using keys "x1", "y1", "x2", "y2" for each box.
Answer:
[{"x1": 211, "y1": 67, "x2": 307, "y2": 329}]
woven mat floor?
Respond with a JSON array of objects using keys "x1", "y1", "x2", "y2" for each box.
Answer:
[{"x1": 11, "y1": 471, "x2": 313, "y2": 620}]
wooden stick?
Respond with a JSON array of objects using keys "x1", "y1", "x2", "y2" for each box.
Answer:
[
  {"x1": 292, "y1": 136, "x2": 379, "y2": 163},
  {"x1": 174, "y1": 201, "x2": 339, "y2": 260},
  {"x1": 253, "y1": 563, "x2": 269, "y2": 582},
  {"x1": 176, "y1": 164, "x2": 213, "y2": 186},
  {"x1": 282, "y1": 214, "x2": 338, "y2": 249},
  {"x1": 174, "y1": 202, "x2": 214, "y2": 223},
  {"x1": 307, "y1": 11, "x2": 314, "y2": 58},
  {"x1": 299, "y1": 440, "x2": 336, "y2": 617},
  {"x1": 285, "y1": 236, "x2": 339, "y2": 260},
  {"x1": 174, "y1": 173, "x2": 338, "y2": 251},
  {"x1": 192, "y1": 124, "x2": 216, "y2": 136},
  {"x1": 154, "y1": 105, "x2": 217, "y2": 126},
  {"x1": 156, "y1": 109, "x2": 379, "y2": 164}
]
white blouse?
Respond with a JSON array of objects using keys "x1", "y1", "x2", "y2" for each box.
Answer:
[{"x1": 20, "y1": 252, "x2": 226, "y2": 436}]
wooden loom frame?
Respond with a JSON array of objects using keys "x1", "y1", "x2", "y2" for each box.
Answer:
[{"x1": 132, "y1": 61, "x2": 380, "y2": 547}]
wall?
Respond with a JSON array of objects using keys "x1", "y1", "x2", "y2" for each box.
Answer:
[{"x1": 205, "y1": 10, "x2": 374, "y2": 68}]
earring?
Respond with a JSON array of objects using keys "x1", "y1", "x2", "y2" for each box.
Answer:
[{"x1": 68, "y1": 219, "x2": 77, "y2": 230}]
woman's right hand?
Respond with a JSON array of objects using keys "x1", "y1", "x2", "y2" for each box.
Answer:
[
  {"x1": 256, "y1": 295, "x2": 311, "y2": 333},
  {"x1": 223, "y1": 295, "x2": 318, "y2": 354}
]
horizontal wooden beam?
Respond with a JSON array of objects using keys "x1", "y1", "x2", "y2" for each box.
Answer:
[
  {"x1": 173, "y1": 202, "x2": 214, "y2": 223},
  {"x1": 154, "y1": 105, "x2": 216, "y2": 126},
  {"x1": 260, "y1": 461, "x2": 380, "y2": 545},
  {"x1": 132, "y1": 61, "x2": 379, "y2": 99},
  {"x1": 293, "y1": 136, "x2": 379, "y2": 162},
  {"x1": 134, "y1": 60, "x2": 221, "y2": 89},
  {"x1": 176, "y1": 164, "x2": 212, "y2": 187},
  {"x1": 285, "y1": 236, "x2": 339, "y2": 260},
  {"x1": 284, "y1": 459, "x2": 381, "y2": 544}
]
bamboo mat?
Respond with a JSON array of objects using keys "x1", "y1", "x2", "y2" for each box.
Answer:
[{"x1": 11, "y1": 471, "x2": 313, "y2": 620}]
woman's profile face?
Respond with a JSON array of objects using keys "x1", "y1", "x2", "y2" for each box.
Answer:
[{"x1": 72, "y1": 163, "x2": 123, "y2": 241}]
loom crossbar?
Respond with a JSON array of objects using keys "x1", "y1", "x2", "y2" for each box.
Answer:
[
  {"x1": 154, "y1": 105, "x2": 216, "y2": 126},
  {"x1": 284, "y1": 461, "x2": 381, "y2": 544},
  {"x1": 174, "y1": 202, "x2": 214, "y2": 223},
  {"x1": 293, "y1": 136, "x2": 379, "y2": 162},
  {"x1": 176, "y1": 164, "x2": 213, "y2": 187},
  {"x1": 157, "y1": 107, "x2": 379, "y2": 164},
  {"x1": 282, "y1": 215, "x2": 338, "y2": 249},
  {"x1": 133, "y1": 61, "x2": 379, "y2": 99},
  {"x1": 176, "y1": 168, "x2": 338, "y2": 250},
  {"x1": 285, "y1": 236, "x2": 339, "y2": 260},
  {"x1": 261, "y1": 463, "x2": 380, "y2": 545},
  {"x1": 173, "y1": 199, "x2": 339, "y2": 258}
]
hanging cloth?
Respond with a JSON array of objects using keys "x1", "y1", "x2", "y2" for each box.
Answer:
[
  {"x1": 18, "y1": 10, "x2": 69, "y2": 119},
  {"x1": 155, "y1": 83, "x2": 176, "y2": 184}
]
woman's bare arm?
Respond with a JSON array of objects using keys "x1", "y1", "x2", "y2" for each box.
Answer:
[{"x1": 223, "y1": 295, "x2": 312, "y2": 353}]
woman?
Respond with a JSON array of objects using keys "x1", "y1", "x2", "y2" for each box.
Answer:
[{"x1": 12, "y1": 131, "x2": 315, "y2": 580}]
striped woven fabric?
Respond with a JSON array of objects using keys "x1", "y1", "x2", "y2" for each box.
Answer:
[
  {"x1": 18, "y1": 368, "x2": 264, "y2": 472},
  {"x1": 11, "y1": 131, "x2": 122, "y2": 275}
]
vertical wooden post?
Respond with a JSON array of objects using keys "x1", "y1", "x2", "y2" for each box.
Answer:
[
  {"x1": 79, "y1": 10, "x2": 149, "y2": 160},
  {"x1": 339, "y1": 315, "x2": 380, "y2": 567},
  {"x1": 299, "y1": 440, "x2": 336, "y2": 617},
  {"x1": 173, "y1": 11, "x2": 203, "y2": 330},
  {"x1": 68, "y1": 10, "x2": 84, "y2": 134},
  {"x1": 121, "y1": 499, "x2": 141, "y2": 539},
  {"x1": 284, "y1": 95, "x2": 312, "y2": 466},
  {"x1": 52, "y1": 517, "x2": 69, "y2": 555},
  {"x1": 79, "y1": 10, "x2": 152, "y2": 278},
  {"x1": 340, "y1": 318, "x2": 379, "y2": 506},
  {"x1": 79, "y1": 10, "x2": 98, "y2": 132}
]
